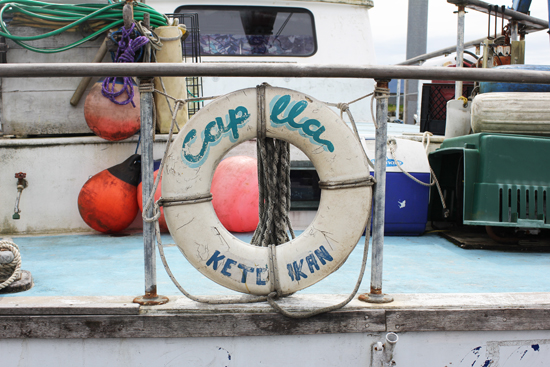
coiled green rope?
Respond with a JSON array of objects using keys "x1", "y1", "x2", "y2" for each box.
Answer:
[{"x1": 0, "y1": 0, "x2": 168, "y2": 53}]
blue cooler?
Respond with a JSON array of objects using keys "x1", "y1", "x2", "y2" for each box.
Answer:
[{"x1": 363, "y1": 137, "x2": 431, "y2": 235}]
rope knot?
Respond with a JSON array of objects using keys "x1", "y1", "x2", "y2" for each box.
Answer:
[{"x1": 336, "y1": 102, "x2": 349, "y2": 112}]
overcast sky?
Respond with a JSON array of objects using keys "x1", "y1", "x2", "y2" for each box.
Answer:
[{"x1": 369, "y1": 1, "x2": 550, "y2": 65}]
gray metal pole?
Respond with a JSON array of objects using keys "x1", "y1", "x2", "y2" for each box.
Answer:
[
  {"x1": 455, "y1": 5, "x2": 465, "y2": 99},
  {"x1": 395, "y1": 79, "x2": 401, "y2": 121},
  {"x1": 398, "y1": 36, "x2": 487, "y2": 66},
  {"x1": 2, "y1": 63, "x2": 550, "y2": 84},
  {"x1": 133, "y1": 12, "x2": 168, "y2": 306},
  {"x1": 404, "y1": 0, "x2": 428, "y2": 124},
  {"x1": 359, "y1": 80, "x2": 393, "y2": 304}
]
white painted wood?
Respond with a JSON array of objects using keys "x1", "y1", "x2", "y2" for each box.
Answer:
[
  {"x1": 0, "y1": 136, "x2": 168, "y2": 235},
  {"x1": 0, "y1": 323, "x2": 549, "y2": 366}
]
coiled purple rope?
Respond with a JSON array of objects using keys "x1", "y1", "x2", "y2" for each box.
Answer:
[{"x1": 102, "y1": 23, "x2": 149, "y2": 107}]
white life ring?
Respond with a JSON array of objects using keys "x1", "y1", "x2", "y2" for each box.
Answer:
[{"x1": 162, "y1": 86, "x2": 372, "y2": 296}]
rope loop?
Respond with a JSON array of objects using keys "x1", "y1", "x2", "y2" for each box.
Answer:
[
  {"x1": 0, "y1": 240, "x2": 22, "y2": 290},
  {"x1": 268, "y1": 244, "x2": 283, "y2": 297},
  {"x1": 319, "y1": 176, "x2": 375, "y2": 190},
  {"x1": 160, "y1": 193, "x2": 214, "y2": 207},
  {"x1": 138, "y1": 81, "x2": 155, "y2": 93},
  {"x1": 374, "y1": 86, "x2": 391, "y2": 100},
  {"x1": 142, "y1": 201, "x2": 162, "y2": 223}
]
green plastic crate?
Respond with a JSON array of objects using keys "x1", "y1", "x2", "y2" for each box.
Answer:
[{"x1": 428, "y1": 133, "x2": 550, "y2": 228}]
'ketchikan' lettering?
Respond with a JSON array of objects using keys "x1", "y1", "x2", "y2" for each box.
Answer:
[
  {"x1": 269, "y1": 95, "x2": 334, "y2": 152},
  {"x1": 205, "y1": 251, "x2": 267, "y2": 286},
  {"x1": 286, "y1": 245, "x2": 334, "y2": 282},
  {"x1": 205, "y1": 245, "x2": 334, "y2": 285},
  {"x1": 181, "y1": 106, "x2": 250, "y2": 167}
]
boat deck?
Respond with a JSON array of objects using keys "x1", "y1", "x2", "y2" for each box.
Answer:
[{"x1": 2, "y1": 231, "x2": 550, "y2": 298}]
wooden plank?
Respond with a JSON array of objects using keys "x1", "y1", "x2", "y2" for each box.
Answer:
[
  {"x1": 0, "y1": 310, "x2": 386, "y2": 339},
  {"x1": 387, "y1": 308, "x2": 550, "y2": 332},
  {"x1": 0, "y1": 296, "x2": 139, "y2": 315}
]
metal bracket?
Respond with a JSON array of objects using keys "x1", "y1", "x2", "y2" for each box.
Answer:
[
  {"x1": 370, "y1": 333, "x2": 399, "y2": 367},
  {"x1": 133, "y1": 294, "x2": 169, "y2": 306},
  {"x1": 13, "y1": 172, "x2": 28, "y2": 220}
]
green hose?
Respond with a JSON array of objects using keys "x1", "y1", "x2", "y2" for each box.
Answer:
[{"x1": 0, "y1": 0, "x2": 168, "y2": 53}]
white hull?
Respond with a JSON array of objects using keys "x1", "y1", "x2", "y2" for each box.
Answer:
[{"x1": 1, "y1": 293, "x2": 549, "y2": 366}]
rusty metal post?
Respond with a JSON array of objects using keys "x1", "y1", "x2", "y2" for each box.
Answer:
[
  {"x1": 133, "y1": 10, "x2": 168, "y2": 306},
  {"x1": 359, "y1": 80, "x2": 393, "y2": 304}
]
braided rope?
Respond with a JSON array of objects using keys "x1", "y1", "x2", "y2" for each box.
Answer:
[
  {"x1": 251, "y1": 83, "x2": 294, "y2": 248},
  {"x1": 102, "y1": 23, "x2": 149, "y2": 107},
  {"x1": 0, "y1": 240, "x2": 22, "y2": 290}
]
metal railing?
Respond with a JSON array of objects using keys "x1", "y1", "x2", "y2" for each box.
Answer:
[
  {"x1": 2, "y1": 62, "x2": 550, "y2": 82},
  {"x1": 3, "y1": 62, "x2": 549, "y2": 304}
]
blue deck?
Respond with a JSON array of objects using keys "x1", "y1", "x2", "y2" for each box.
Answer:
[{"x1": 2, "y1": 232, "x2": 550, "y2": 298}]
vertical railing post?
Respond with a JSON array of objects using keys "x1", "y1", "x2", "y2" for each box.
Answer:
[
  {"x1": 133, "y1": 10, "x2": 168, "y2": 306},
  {"x1": 510, "y1": 21, "x2": 519, "y2": 41},
  {"x1": 395, "y1": 79, "x2": 401, "y2": 122},
  {"x1": 455, "y1": 5, "x2": 465, "y2": 99},
  {"x1": 359, "y1": 79, "x2": 393, "y2": 304}
]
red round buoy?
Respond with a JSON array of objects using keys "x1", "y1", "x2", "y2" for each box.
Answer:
[
  {"x1": 211, "y1": 156, "x2": 259, "y2": 232},
  {"x1": 137, "y1": 169, "x2": 168, "y2": 232},
  {"x1": 78, "y1": 154, "x2": 141, "y2": 233},
  {"x1": 84, "y1": 78, "x2": 140, "y2": 141}
]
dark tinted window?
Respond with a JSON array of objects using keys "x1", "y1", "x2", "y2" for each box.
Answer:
[{"x1": 175, "y1": 6, "x2": 316, "y2": 57}]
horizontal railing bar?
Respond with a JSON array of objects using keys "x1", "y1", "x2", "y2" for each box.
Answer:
[
  {"x1": 2, "y1": 63, "x2": 550, "y2": 84},
  {"x1": 397, "y1": 37, "x2": 486, "y2": 66},
  {"x1": 447, "y1": 0, "x2": 549, "y2": 31}
]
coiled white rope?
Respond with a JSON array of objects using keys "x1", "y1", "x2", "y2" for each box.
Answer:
[{"x1": 0, "y1": 239, "x2": 22, "y2": 290}]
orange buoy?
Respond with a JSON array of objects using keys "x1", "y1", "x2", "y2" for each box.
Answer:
[
  {"x1": 84, "y1": 78, "x2": 140, "y2": 141},
  {"x1": 211, "y1": 156, "x2": 259, "y2": 233},
  {"x1": 137, "y1": 168, "x2": 168, "y2": 232},
  {"x1": 78, "y1": 154, "x2": 141, "y2": 233}
]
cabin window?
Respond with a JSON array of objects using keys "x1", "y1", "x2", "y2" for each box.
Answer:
[{"x1": 175, "y1": 6, "x2": 317, "y2": 57}]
